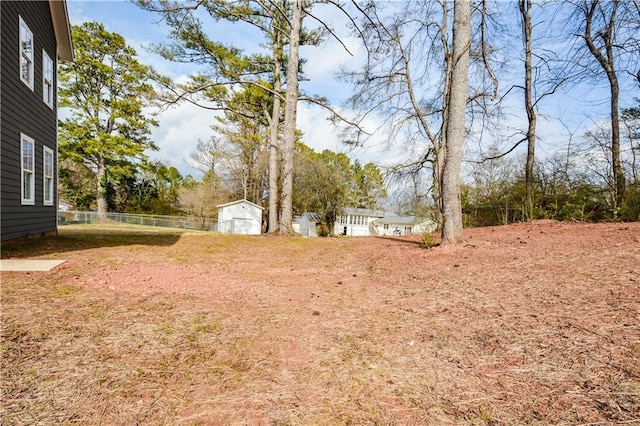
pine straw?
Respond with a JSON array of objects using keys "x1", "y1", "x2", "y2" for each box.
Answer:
[{"x1": 1, "y1": 222, "x2": 639, "y2": 425}]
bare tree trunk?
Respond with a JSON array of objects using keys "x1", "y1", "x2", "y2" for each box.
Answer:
[
  {"x1": 441, "y1": 0, "x2": 471, "y2": 245},
  {"x1": 279, "y1": 0, "x2": 303, "y2": 232},
  {"x1": 96, "y1": 156, "x2": 107, "y2": 216},
  {"x1": 520, "y1": 0, "x2": 537, "y2": 221},
  {"x1": 609, "y1": 75, "x2": 623, "y2": 210},
  {"x1": 583, "y1": 0, "x2": 625, "y2": 211},
  {"x1": 267, "y1": 2, "x2": 285, "y2": 233},
  {"x1": 267, "y1": 84, "x2": 281, "y2": 232},
  {"x1": 242, "y1": 169, "x2": 248, "y2": 200},
  {"x1": 435, "y1": 0, "x2": 451, "y2": 225}
]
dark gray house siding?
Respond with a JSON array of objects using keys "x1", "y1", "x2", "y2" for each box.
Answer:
[{"x1": 1, "y1": 1, "x2": 66, "y2": 241}]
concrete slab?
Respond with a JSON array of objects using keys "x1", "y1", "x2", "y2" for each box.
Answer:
[{"x1": 0, "y1": 259, "x2": 67, "y2": 272}]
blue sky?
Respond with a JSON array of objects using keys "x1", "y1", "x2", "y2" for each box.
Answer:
[
  {"x1": 67, "y1": 0, "x2": 364, "y2": 178},
  {"x1": 65, "y1": 1, "x2": 639, "y2": 180}
]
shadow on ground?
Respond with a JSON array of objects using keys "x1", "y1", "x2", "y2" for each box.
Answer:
[
  {"x1": 373, "y1": 235, "x2": 435, "y2": 248},
  {"x1": 1, "y1": 226, "x2": 185, "y2": 258}
]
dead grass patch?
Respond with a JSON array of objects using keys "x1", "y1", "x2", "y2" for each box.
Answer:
[{"x1": 1, "y1": 222, "x2": 639, "y2": 424}]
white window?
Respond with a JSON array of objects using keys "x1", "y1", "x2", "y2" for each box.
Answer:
[
  {"x1": 19, "y1": 16, "x2": 34, "y2": 90},
  {"x1": 43, "y1": 51, "x2": 54, "y2": 108},
  {"x1": 21, "y1": 134, "x2": 35, "y2": 205},
  {"x1": 384, "y1": 224, "x2": 389, "y2": 230},
  {"x1": 43, "y1": 146, "x2": 54, "y2": 205}
]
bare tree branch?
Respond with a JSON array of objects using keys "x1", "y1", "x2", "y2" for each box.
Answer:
[
  {"x1": 481, "y1": 0, "x2": 498, "y2": 101},
  {"x1": 304, "y1": 8, "x2": 354, "y2": 56},
  {"x1": 474, "y1": 137, "x2": 528, "y2": 164}
]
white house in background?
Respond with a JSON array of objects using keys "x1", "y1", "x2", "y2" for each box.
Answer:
[
  {"x1": 334, "y1": 207, "x2": 393, "y2": 236},
  {"x1": 413, "y1": 218, "x2": 438, "y2": 234},
  {"x1": 216, "y1": 199, "x2": 263, "y2": 235},
  {"x1": 333, "y1": 207, "x2": 438, "y2": 237},
  {"x1": 58, "y1": 199, "x2": 73, "y2": 212},
  {"x1": 371, "y1": 215, "x2": 438, "y2": 236}
]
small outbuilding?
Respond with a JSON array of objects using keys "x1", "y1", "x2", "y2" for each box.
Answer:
[
  {"x1": 216, "y1": 199, "x2": 263, "y2": 235},
  {"x1": 299, "y1": 212, "x2": 322, "y2": 237}
]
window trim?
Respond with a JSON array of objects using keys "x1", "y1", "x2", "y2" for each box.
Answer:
[
  {"x1": 19, "y1": 16, "x2": 34, "y2": 90},
  {"x1": 21, "y1": 133, "x2": 35, "y2": 205},
  {"x1": 43, "y1": 146, "x2": 54, "y2": 206},
  {"x1": 43, "y1": 50, "x2": 54, "y2": 108}
]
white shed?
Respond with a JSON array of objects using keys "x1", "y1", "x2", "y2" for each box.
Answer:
[
  {"x1": 216, "y1": 199, "x2": 263, "y2": 235},
  {"x1": 299, "y1": 212, "x2": 322, "y2": 237}
]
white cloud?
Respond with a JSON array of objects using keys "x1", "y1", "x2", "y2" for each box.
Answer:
[
  {"x1": 148, "y1": 103, "x2": 220, "y2": 178},
  {"x1": 302, "y1": 35, "x2": 363, "y2": 82},
  {"x1": 297, "y1": 103, "x2": 408, "y2": 168},
  {"x1": 146, "y1": 100, "x2": 398, "y2": 181},
  {"x1": 297, "y1": 104, "x2": 342, "y2": 153}
]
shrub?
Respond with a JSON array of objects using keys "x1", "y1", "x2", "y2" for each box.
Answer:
[
  {"x1": 420, "y1": 231, "x2": 437, "y2": 248},
  {"x1": 620, "y1": 183, "x2": 640, "y2": 221}
]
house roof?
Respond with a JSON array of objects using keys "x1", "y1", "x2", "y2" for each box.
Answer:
[
  {"x1": 342, "y1": 207, "x2": 394, "y2": 217},
  {"x1": 49, "y1": 0, "x2": 74, "y2": 61},
  {"x1": 373, "y1": 215, "x2": 417, "y2": 225},
  {"x1": 216, "y1": 199, "x2": 264, "y2": 210}
]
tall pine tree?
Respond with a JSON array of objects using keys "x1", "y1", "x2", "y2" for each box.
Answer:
[{"x1": 59, "y1": 22, "x2": 158, "y2": 214}]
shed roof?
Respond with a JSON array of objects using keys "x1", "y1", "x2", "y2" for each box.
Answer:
[
  {"x1": 300, "y1": 212, "x2": 322, "y2": 222},
  {"x1": 49, "y1": 0, "x2": 74, "y2": 61},
  {"x1": 217, "y1": 199, "x2": 264, "y2": 210}
]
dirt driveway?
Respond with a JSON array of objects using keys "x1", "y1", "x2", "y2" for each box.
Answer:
[{"x1": 2, "y1": 221, "x2": 639, "y2": 424}]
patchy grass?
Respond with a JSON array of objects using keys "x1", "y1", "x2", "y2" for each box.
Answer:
[{"x1": 1, "y1": 222, "x2": 639, "y2": 424}]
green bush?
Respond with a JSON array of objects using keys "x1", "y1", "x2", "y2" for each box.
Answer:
[
  {"x1": 420, "y1": 232, "x2": 437, "y2": 248},
  {"x1": 317, "y1": 223, "x2": 331, "y2": 237},
  {"x1": 620, "y1": 183, "x2": 640, "y2": 221}
]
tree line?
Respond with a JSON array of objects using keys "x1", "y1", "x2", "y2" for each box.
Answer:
[
  {"x1": 58, "y1": 1, "x2": 639, "y2": 243},
  {"x1": 58, "y1": 21, "x2": 387, "y2": 231}
]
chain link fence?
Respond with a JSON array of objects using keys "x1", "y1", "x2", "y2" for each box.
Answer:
[{"x1": 58, "y1": 211, "x2": 231, "y2": 233}]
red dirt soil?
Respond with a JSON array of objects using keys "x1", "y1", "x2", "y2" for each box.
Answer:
[{"x1": 2, "y1": 220, "x2": 639, "y2": 425}]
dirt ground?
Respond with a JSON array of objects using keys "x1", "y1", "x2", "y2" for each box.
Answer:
[{"x1": 1, "y1": 221, "x2": 639, "y2": 425}]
